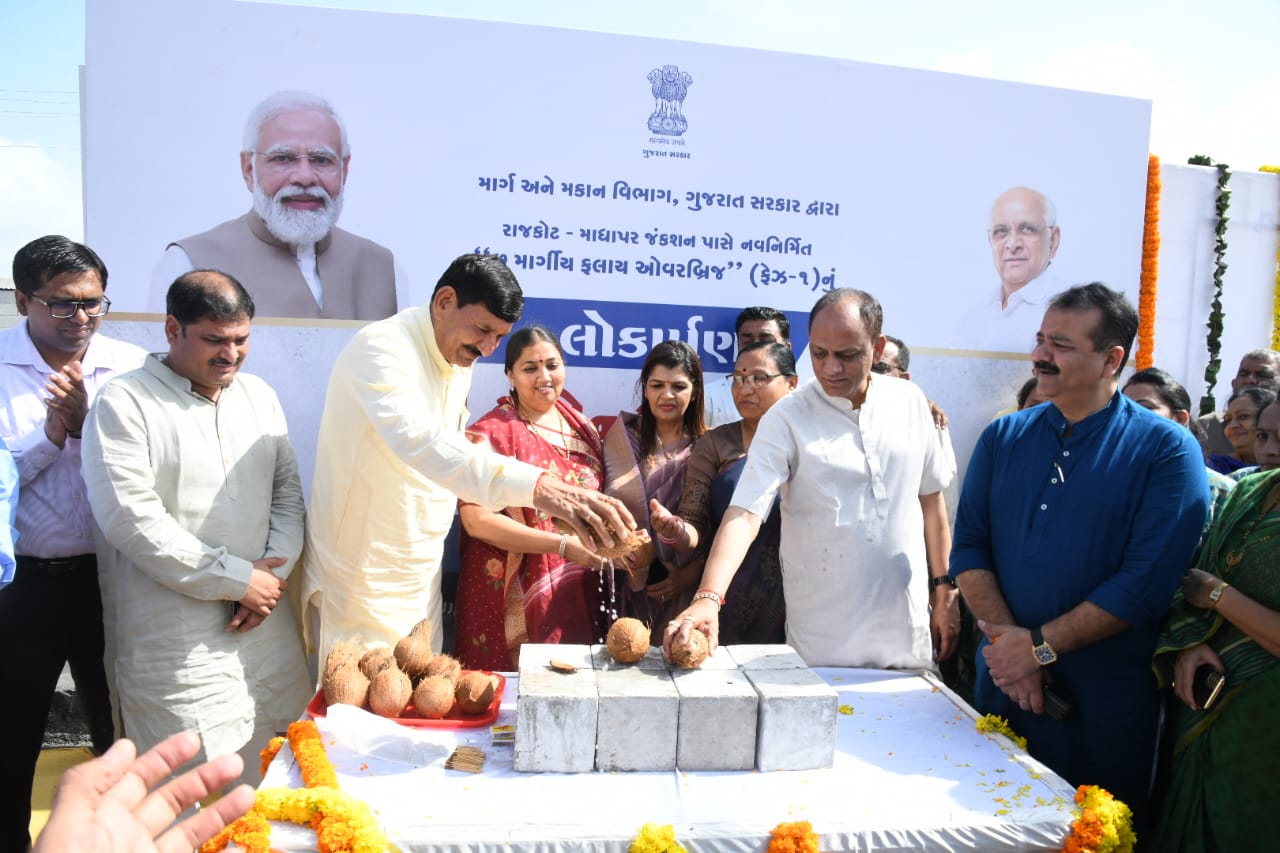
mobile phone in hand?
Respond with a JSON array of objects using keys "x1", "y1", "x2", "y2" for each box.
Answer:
[{"x1": 1192, "y1": 665, "x2": 1226, "y2": 711}]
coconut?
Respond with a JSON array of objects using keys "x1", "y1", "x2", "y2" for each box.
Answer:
[
  {"x1": 425, "y1": 653, "x2": 463, "y2": 683},
  {"x1": 606, "y1": 617, "x2": 650, "y2": 664},
  {"x1": 412, "y1": 675, "x2": 456, "y2": 719},
  {"x1": 454, "y1": 671, "x2": 497, "y2": 714},
  {"x1": 323, "y1": 664, "x2": 370, "y2": 708},
  {"x1": 408, "y1": 617, "x2": 433, "y2": 642},
  {"x1": 368, "y1": 666, "x2": 413, "y2": 718},
  {"x1": 670, "y1": 627, "x2": 710, "y2": 669},
  {"x1": 553, "y1": 521, "x2": 653, "y2": 562},
  {"x1": 358, "y1": 647, "x2": 394, "y2": 681},
  {"x1": 394, "y1": 635, "x2": 434, "y2": 681},
  {"x1": 323, "y1": 640, "x2": 362, "y2": 680}
]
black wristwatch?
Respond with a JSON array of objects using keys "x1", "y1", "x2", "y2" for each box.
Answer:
[
  {"x1": 929, "y1": 574, "x2": 958, "y2": 591},
  {"x1": 1031, "y1": 626, "x2": 1058, "y2": 666}
]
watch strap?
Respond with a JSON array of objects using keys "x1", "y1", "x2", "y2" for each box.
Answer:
[{"x1": 929, "y1": 575, "x2": 957, "y2": 590}]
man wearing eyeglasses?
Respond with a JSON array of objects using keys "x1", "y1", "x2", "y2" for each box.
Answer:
[
  {"x1": 0, "y1": 235, "x2": 146, "y2": 852},
  {"x1": 148, "y1": 90, "x2": 400, "y2": 320},
  {"x1": 952, "y1": 186, "x2": 1066, "y2": 353}
]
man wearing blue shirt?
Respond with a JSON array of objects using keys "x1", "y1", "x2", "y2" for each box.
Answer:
[{"x1": 951, "y1": 283, "x2": 1208, "y2": 833}]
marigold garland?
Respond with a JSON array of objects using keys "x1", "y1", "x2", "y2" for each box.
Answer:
[
  {"x1": 200, "y1": 722, "x2": 385, "y2": 853},
  {"x1": 768, "y1": 820, "x2": 819, "y2": 853},
  {"x1": 259, "y1": 735, "x2": 285, "y2": 779},
  {"x1": 1260, "y1": 165, "x2": 1280, "y2": 349},
  {"x1": 1061, "y1": 784, "x2": 1135, "y2": 853},
  {"x1": 629, "y1": 822, "x2": 687, "y2": 853},
  {"x1": 975, "y1": 713, "x2": 1028, "y2": 750},
  {"x1": 288, "y1": 719, "x2": 339, "y2": 789},
  {"x1": 1137, "y1": 154, "x2": 1161, "y2": 369},
  {"x1": 1188, "y1": 155, "x2": 1231, "y2": 415}
]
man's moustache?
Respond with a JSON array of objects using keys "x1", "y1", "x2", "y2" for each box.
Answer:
[{"x1": 1033, "y1": 361, "x2": 1059, "y2": 375}]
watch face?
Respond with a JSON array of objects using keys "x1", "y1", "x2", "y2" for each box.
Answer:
[{"x1": 1034, "y1": 644, "x2": 1057, "y2": 665}]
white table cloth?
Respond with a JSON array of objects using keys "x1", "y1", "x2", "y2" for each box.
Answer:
[{"x1": 263, "y1": 668, "x2": 1077, "y2": 852}]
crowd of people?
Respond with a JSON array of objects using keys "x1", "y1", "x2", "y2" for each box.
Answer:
[{"x1": 4, "y1": 197, "x2": 1279, "y2": 851}]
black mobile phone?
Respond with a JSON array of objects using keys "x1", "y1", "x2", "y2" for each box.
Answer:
[
  {"x1": 1192, "y1": 665, "x2": 1226, "y2": 711},
  {"x1": 1042, "y1": 683, "x2": 1074, "y2": 720}
]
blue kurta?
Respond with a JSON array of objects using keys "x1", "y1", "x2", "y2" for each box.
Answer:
[{"x1": 951, "y1": 392, "x2": 1208, "y2": 824}]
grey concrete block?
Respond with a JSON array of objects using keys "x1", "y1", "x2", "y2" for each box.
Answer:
[
  {"x1": 595, "y1": 667, "x2": 679, "y2": 771},
  {"x1": 591, "y1": 643, "x2": 666, "y2": 671},
  {"x1": 517, "y1": 643, "x2": 595, "y2": 677},
  {"x1": 513, "y1": 668, "x2": 598, "y2": 773},
  {"x1": 747, "y1": 667, "x2": 838, "y2": 771},
  {"x1": 671, "y1": 669, "x2": 757, "y2": 771},
  {"x1": 687, "y1": 645, "x2": 737, "y2": 670},
  {"x1": 726, "y1": 644, "x2": 806, "y2": 670}
]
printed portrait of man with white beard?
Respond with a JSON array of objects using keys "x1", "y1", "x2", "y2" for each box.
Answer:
[{"x1": 149, "y1": 91, "x2": 400, "y2": 321}]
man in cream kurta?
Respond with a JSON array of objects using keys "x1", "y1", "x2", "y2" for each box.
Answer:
[
  {"x1": 82, "y1": 271, "x2": 309, "y2": 781},
  {"x1": 302, "y1": 254, "x2": 632, "y2": 661}
]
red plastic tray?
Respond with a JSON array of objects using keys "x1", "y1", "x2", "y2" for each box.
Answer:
[{"x1": 307, "y1": 671, "x2": 506, "y2": 729}]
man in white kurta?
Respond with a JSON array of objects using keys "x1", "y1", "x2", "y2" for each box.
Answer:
[
  {"x1": 302, "y1": 254, "x2": 632, "y2": 661},
  {"x1": 733, "y1": 375, "x2": 953, "y2": 668},
  {"x1": 662, "y1": 289, "x2": 958, "y2": 671},
  {"x1": 82, "y1": 272, "x2": 309, "y2": 780}
]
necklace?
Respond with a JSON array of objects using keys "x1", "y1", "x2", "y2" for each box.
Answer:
[
  {"x1": 1224, "y1": 484, "x2": 1280, "y2": 568},
  {"x1": 519, "y1": 404, "x2": 587, "y2": 463}
]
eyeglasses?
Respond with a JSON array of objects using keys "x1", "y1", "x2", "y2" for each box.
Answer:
[
  {"x1": 731, "y1": 373, "x2": 785, "y2": 388},
  {"x1": 29, "y1": 295, "x2": 111, "y2": 319},
  {"x1": 870, "y1": 362, "x2": 893, "y2": 374},
  {"x1": 253, "y1": 150, "x2": 342, "y2": 176}
]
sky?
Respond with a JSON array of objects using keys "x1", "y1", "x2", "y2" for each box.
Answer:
[{"x1": 1, "y1": 0, "x2": 1278, "y2": 269}]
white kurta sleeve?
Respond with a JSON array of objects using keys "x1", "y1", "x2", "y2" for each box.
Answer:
[
  {"x1": 262, "y1": 393, "x2": 305, "y2": 578},
  {"x1": 338, "y1": 327, "x2": 544, "y2": 510},
  {"x1": 82, "y1": 381, "x2": 254, "y2": 601}
]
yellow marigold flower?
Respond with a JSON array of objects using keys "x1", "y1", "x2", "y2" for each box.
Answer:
[
  {"x1": 630, "y1": 822, "x2": 686, "y2": 853},
  {"x1": 974, "y1": 713, "x2": 1028, "y2": 750}
]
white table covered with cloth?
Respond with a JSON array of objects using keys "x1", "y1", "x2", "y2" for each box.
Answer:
[{"x1": 262, "y1": 667, "x2": 1077, "y2": 852}]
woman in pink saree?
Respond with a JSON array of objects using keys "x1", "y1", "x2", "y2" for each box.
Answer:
[{"x1": 455, "y1": 326, "x2": 608, "y2": 670}]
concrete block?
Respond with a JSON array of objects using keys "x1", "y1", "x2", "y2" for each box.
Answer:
[
  {"x1": 513, "y1": 668, "x2": 598, "y2": 773},
  {"x1": 687, "y1": 645, "x2": 737, "y2": 670},
  {"x1": 671, "y1": 669, "x2": 757, "y2": 771},
  {"x1": 727, "y1": 644, "x2": 806, "y2": 670},
  {"x1": 517, "y1": 643, "x2": 595, "y2": 677},
  {"x1": 595, "y1": 666, "x2": 679, "y2": 771},
  {"x1": 591, "y1": 643, "x2": 666, "y2": 671},
  {"x1": 747, "y1": 668, "x2": 838, "y2": 771}
]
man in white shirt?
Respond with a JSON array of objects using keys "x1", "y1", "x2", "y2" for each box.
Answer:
[
  {"x1": 661, "y1": 288, "x2": 959, "y2": 670},
  {"x1": 301, "y1": 254, "x2": 633, "y2": 661},
  {"x1": 703, "y1": 306, "x2": 794, "y2": 427},
  {"x1": 0, "y1": 235, "x2": 147, "y2": 852},
  {"x1": 83, "y1": 270, "x2": 311, "y2": 788},
  {"x1": 953, "y1": 186, "x2": 1066, "y2": 353},
  {"x1": 150, "y1": 90, "x2": 403, "y2": 320}
]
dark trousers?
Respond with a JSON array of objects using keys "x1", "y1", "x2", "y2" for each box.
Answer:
[{"x1": 0, "y1": 555, "x2": 114, "y2": 853}]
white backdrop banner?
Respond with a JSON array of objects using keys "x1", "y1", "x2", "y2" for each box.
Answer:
[{"x1": 83, "y1": 0, "x2": 1153, "y2": 484}]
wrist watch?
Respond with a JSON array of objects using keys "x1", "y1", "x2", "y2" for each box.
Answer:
[
  {"x1": 929, "y1": 575, "x2": 957, "y2": 591},
  {"x1": 1030, "y1": 626, "x2": 1058, "y2": 666},
  {"x1": 1208, "y1": 581, "x2": 1231, "y2": 608}
]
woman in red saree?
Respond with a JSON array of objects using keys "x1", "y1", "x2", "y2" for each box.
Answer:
[{"x1": 455, "y1": 326, "x2": 607, "y2": 670}]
